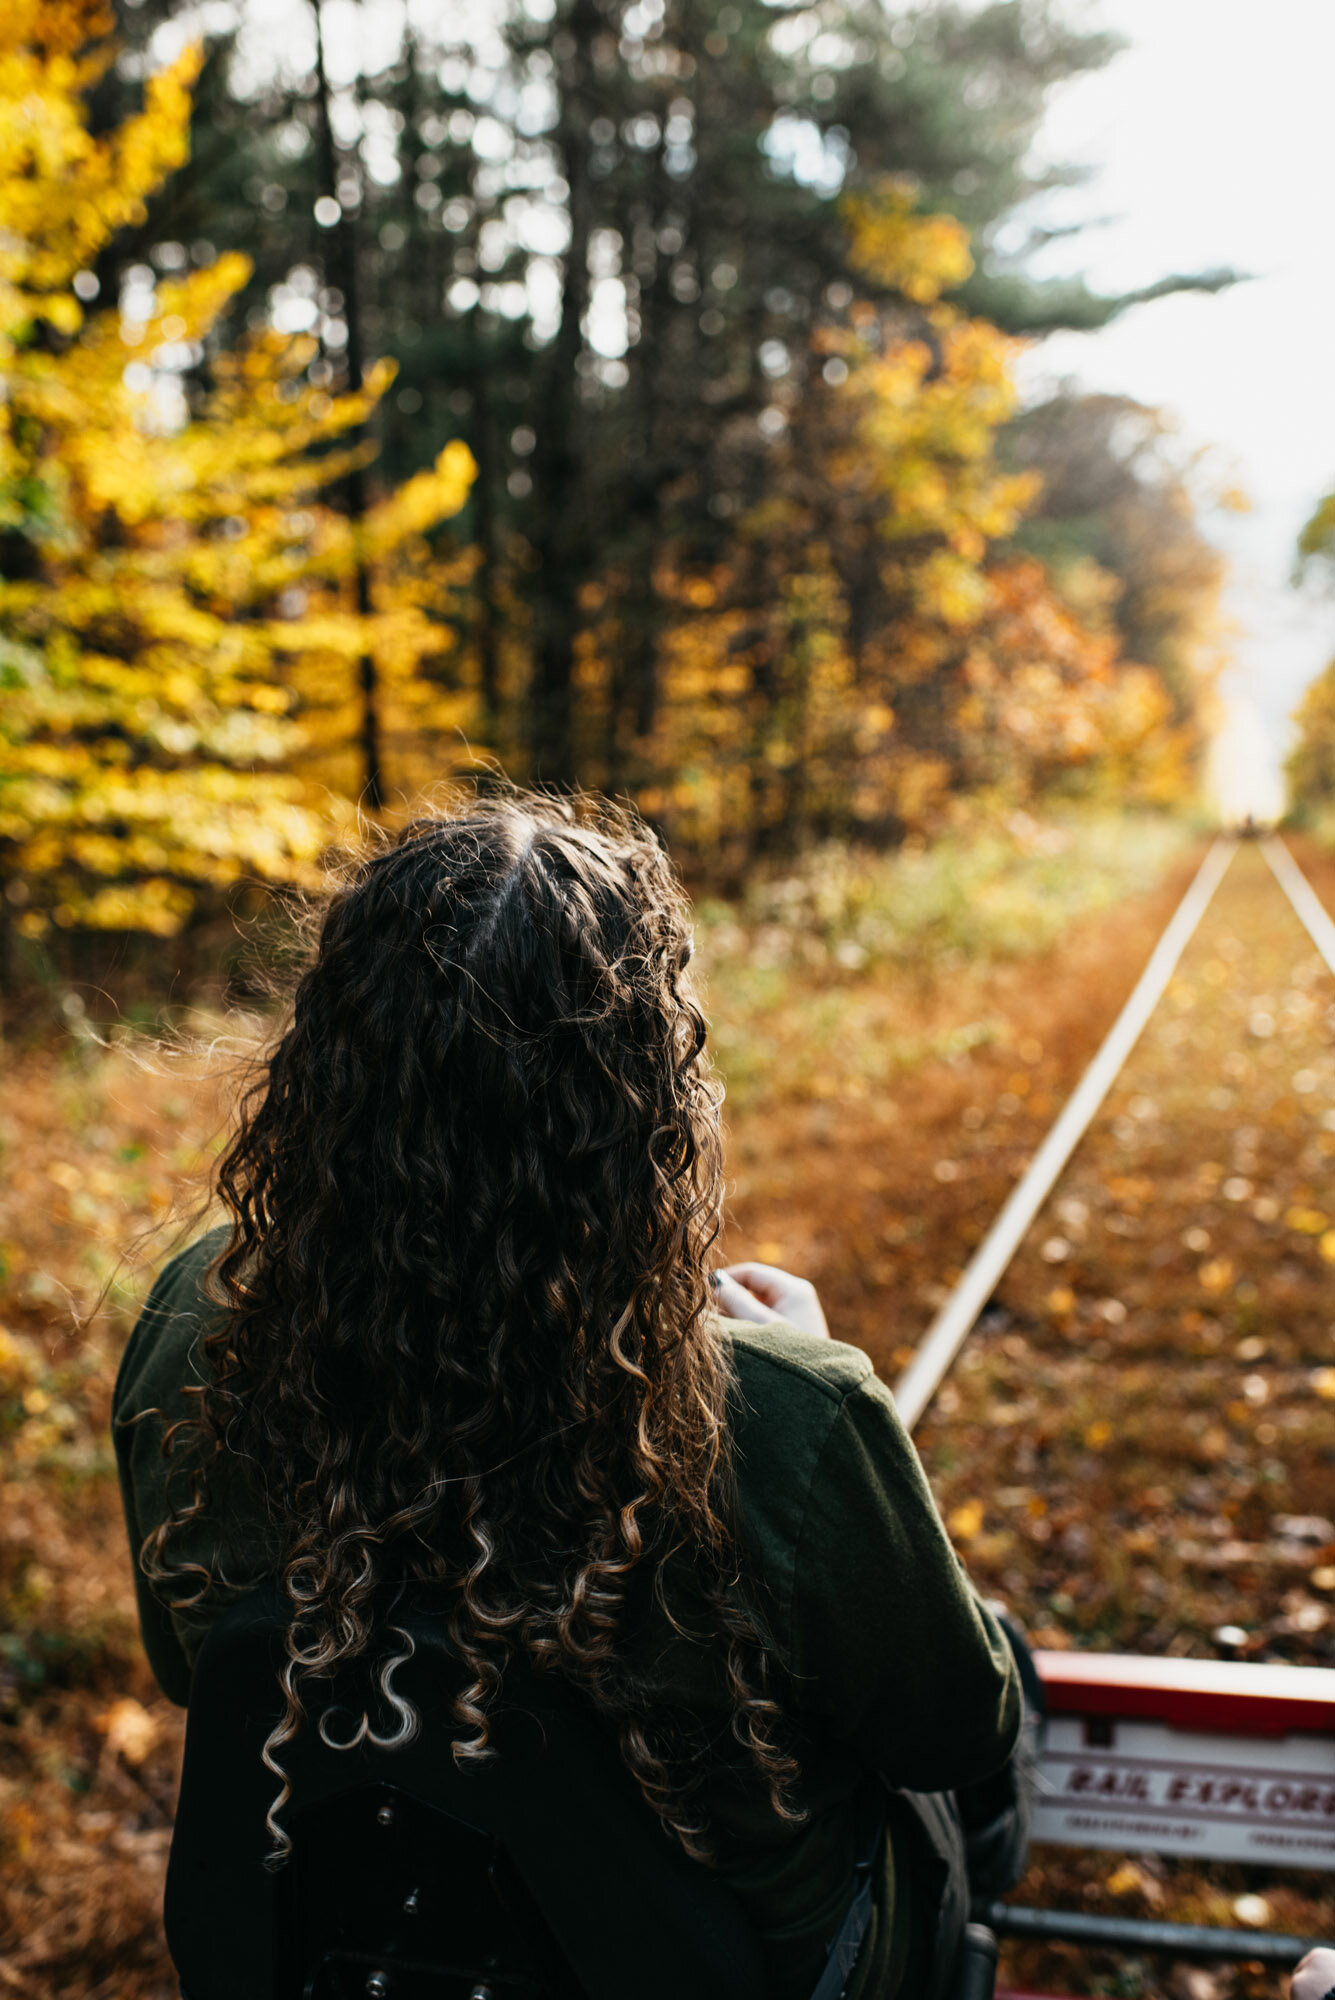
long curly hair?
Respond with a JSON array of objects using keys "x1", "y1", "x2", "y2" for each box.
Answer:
[{"x1": 146, "y1": 792, "x2": 801, "y2": 1861}]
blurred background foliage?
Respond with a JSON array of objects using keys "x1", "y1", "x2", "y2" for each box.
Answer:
[
  {"x1": 1286, "y1": 480, "x2": 1335, "y2": 829},
  {"x1": 0, "y1": 0, "x2": 1235, "y2": 989}
]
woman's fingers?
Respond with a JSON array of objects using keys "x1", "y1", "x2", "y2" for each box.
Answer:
[
  {"x1": 711, "y1": 1270, "x2": 782, "y2": 1324},
  {"x1": 721, "y1": 1261, "x2": 787, "y2": 1307},
  {"x1": 1290, "y1": 1947, "x2": 1335, "y2": 2000},
  {"x1": 717, "y1": 1262, "x2": 830, "y2": 1340}
]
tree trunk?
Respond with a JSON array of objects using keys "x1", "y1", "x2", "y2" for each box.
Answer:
[
  {"x1": 467, "y1": 315, "x2": 502, "y2": 737},
  {"x1": 614, "y1": 123, "x2": 676, "y2": 763},
  {"x1": 524, "y1": 0, "x2": 598, "y2": 785},
  {"x1": 311, "y1": 0, "x2": 384, "y2": 811}
]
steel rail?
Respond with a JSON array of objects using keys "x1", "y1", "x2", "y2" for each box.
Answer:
[
  {"x1": 1262, "y1": 834, "x2": 1335, "y2": 975},
  {"x1": 894, "y1": 836, "x2": 1237, "y2": 1431},
  {"x1": 976, "y1": 1901, "x2": 1326, "y2": 1963}
]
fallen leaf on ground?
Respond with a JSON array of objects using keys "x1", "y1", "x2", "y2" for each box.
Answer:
[
  {"x1": 96, "y1": 1699, "x2": 158, "y2": 1768},
  {"x1": 947, "y1": 1499, "x2": 985, "y2": 1541}
]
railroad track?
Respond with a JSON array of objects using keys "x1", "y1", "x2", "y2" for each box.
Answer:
[
  {"x1": 895, "y1": 832, "x2": 1335, "y2": 1430},
  {"x1": 885, "y1": 832, "x2": 1335, "y2": 1989}
]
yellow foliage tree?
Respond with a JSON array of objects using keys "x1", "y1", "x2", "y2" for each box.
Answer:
[
  {"x1": 839, "y1": 179, "x2": 976, "y2": 306},
  {"x1": 801, "y1": 183, "x2": 1190, "y2": 831},
  {"x1": 956, "y1": 559, "x2": 1188, "y2": 806},
  {"x1": 630, "y1": 546, "x2": 860, "y2": 858},
  {"x1": 625, "y1": 183, "x2": 1196, "y2": 854},
  {"x1": 1287, "y1": 661, "x2": 1335, "y2": 816},
  {"x1": 1290, "y1": 477, "x2": 1335, "y2": 820},
  {"x1": 0, "y1": 2, "x2": 475, "y2": 943},
  {"x1": 636, "y1": 188, "x2": 1041, "y2": 847},
  {"x1": 0, "y1": 1, "x2": 197, "y2": 393}
]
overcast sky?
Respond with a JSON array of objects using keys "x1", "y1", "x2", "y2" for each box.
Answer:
[{"x1": 1017, "y1": 0, "x2": 1335, "y2": 813}]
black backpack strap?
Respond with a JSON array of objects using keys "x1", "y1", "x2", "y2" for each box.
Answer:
[{"x1": 808, "y1": 1804, "x2": 884, "y2": 2000}]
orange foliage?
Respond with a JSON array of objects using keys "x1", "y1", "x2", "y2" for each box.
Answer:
[{"x1": 959, "y1": 560, "x2": 1189, "y2": 803}]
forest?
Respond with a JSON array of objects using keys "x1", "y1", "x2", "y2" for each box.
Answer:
[{"x1": 0, "y1": 0, "x2": 1236, "y2": 985}]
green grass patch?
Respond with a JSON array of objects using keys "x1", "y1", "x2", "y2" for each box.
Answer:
[{"x1": 696, "y1": 810, "x2": 1197, "y2": 1110}]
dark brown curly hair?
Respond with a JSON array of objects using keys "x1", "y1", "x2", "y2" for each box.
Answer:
[{"x1": 146, "y1": 792, "x2": 801, "y2": 1862}]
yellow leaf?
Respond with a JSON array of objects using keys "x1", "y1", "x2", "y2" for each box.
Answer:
[
  {"x1": 841, "y1": 180, "x2": 973, "y2": 301},
  {"x1": 948, "y1": 1499, "x2": 985, "y2": 1542},
  {"x1": 1107, "y1": 1863, "x2": 1147, "y2": 1898},
  {"x1": 1198, "y1": 1256, "x2": 1234, "y2": 1295},
  {"x1": 96, "y1": 1698, "x2": 158, "y2": 1767},
  {"x1": 1286, "y1": 1206, "x2": 1329, "y2": 1234}
]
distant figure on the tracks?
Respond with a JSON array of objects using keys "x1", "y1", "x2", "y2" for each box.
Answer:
[{"x1": 115, "y1": 789, "x2": 1036, "y2": 2000}]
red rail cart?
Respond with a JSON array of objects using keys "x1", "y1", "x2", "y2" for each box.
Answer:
[{"x1": 971, "y1": 1651, "x2": 1335, "y2": 1994}]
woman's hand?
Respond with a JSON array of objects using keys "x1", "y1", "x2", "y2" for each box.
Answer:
[
  {"x1": 713, "y1": 1262, "x2": 830, "y2": 1341},
  {"x1": 1291, "y1": 1948, "x2": 1335, "y2": 2000}
]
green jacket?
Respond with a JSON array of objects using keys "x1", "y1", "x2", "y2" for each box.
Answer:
[{"x1": 114, "y1": 1233, "x2": 1019, "y2": 2000}]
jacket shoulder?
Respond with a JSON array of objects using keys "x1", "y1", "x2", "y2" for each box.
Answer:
[
  {"x1": 723, "y1": 1321, "x2": 875, "y2": 1412},
  {"x1": 716, "y1": 1322, "x2": 880, "y2": 1652}
]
